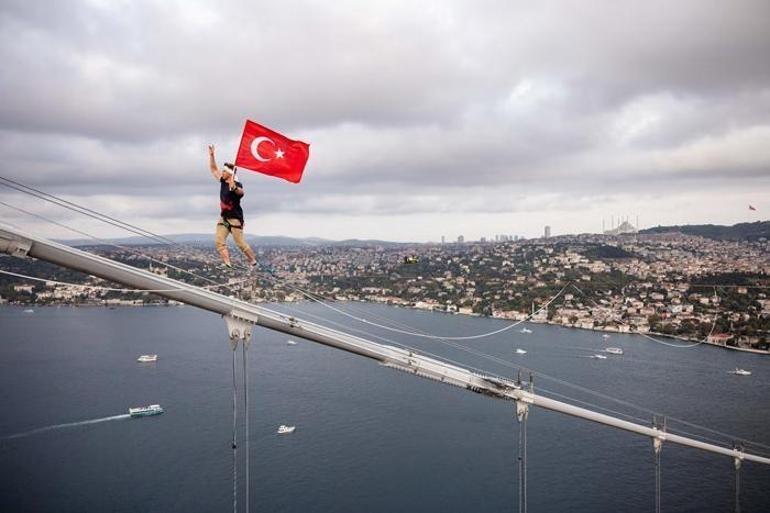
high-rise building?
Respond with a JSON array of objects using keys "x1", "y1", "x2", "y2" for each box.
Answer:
[
  {"x1": 544, "y1": 225, "x2": 551, "y2": 238},
  {"x1": 457, "y1": 235, "x2": 465, "y2": 243},
  {"x1": 441, "y1": 235, "x2": 445, "y2": 244}
]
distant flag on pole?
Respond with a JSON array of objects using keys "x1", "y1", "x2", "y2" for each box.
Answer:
[
  {"x1": 749, "y1": 205, "x2": 757, "y2": 211},
  {"x1": 234, "y1": 120, "x2": 310, "y2": 183}
]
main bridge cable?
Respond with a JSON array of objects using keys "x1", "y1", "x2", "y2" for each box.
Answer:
[
  {"x1": 4, "y1": 176, "x2": 770, "y2": 456},
  {"x1": 0, "y1": 176, "x2": 178, "y2": 246}
]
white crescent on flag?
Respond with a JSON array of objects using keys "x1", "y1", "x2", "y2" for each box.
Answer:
[{"x1": 250, "y1": 136, "x2": 275, "y2": 162}]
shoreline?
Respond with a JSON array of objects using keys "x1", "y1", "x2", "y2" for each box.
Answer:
[{"x1": 5, "y1": 299, "x2": 767, "y2": 355}]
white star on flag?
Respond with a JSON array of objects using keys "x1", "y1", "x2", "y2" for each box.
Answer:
[{"x1": 275, "y1": 149, "x2": 285, "y2": 159}]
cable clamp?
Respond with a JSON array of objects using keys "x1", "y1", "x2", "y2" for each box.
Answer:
[{"x1": 224, "y1": 310, "x2": 258, "y2": 349}]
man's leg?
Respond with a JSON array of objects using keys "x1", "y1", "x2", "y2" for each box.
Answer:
[
  {"x1": 228, "y1": 219, "x2": 257, "y2": 265},
  {"x1": 215, "y1": 218, "x2": 232, "y2": 266}
]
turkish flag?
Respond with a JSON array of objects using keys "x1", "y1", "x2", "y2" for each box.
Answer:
[{"x1": 234, "y1": 120, "x2": 310, "y2": 183}]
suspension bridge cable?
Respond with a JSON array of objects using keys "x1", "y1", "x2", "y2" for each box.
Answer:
[
  {"x1": 242, "y1": 341, "x2": 250, "y2": 513},
  {"x1": 0, "y1": 176, "x2": 178, "y2": 246},
  {"x1": 231, "y1": 346, "x2": 238, "y2": 513}
]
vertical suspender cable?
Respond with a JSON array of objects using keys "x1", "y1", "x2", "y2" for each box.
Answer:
[
  {"x1": 655, "y1": 449, "x2": 661, "y2": 513},
  {"x1": 522, "y1": 413, "x2": 528, "y2": 513},
  {"x1": 243, "y1": 341, "x2": 250, "y2": 513},
  {"x1": 734, "y1": 455, "x2": 742, "y2": 513},
  {"x1": 518, "y1": 418, "x2": 524, "y2": 513},
  {"x1": 232, "y1": 346, "x2": 238, "y2": 513}
]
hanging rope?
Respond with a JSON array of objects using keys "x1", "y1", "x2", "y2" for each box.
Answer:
[
  {"x1": 734, "y1": 447, "x2": 742, "y2": 513},
  {"x1": 654, "y1": 447, "x2": 661, "y2": 513},
  {"x1": 242, "y1": 340, "x2": 250, "y2": 513},
  {"x1": 516, "y1": 398, "x2": 530, "y2": 513},
  {"x1": 231, "y1": 346, "x2": 238, "y2": 513},
  {"x1": 653, "y1": 416, "x2": 664, "y2": 513}
]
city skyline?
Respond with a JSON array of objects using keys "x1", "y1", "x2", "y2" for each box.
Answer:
[{"x1": 0, "y1": 1, "x2": 768, "y2": 242}]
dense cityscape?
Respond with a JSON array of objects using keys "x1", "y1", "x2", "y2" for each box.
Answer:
[{"x1": 2, "y1": 230, "x2": 768, "y2": 353}]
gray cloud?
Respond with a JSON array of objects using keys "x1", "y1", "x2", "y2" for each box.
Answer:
[{"x1": 0, "y1": 0, "x2": 768, "y2": 240}]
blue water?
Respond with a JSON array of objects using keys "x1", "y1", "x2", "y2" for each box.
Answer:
[{"x1": 1, "y1": 303, "x2": 769, "y2": 512}]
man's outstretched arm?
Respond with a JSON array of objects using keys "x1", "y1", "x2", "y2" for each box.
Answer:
[{"x1": 208, "y1": 145, "x2": 222, "y2": 181}]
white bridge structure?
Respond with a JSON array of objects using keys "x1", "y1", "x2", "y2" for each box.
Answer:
[{"x1": 1, "y1": 224, "x2": 768, "y2": 512}]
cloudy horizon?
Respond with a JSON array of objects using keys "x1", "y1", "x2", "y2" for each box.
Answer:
[{"x1": 1, "y1": 0, "x2": 768, "y2": 242}]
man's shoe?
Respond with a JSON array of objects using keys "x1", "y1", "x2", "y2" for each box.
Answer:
[{"x1": 223, "y1": 261, "x2": 233, "y2": 269}]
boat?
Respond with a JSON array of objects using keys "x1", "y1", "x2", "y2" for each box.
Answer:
[
  {"x1": 520, "y1": 327, "x2": 533, "y2": 334},
  {"x1": 23, "y1": 309, "x2": 34, "y2": 313},
  {"x1": 592, "y1": 354, "x2": 608, "y2": 360},
  {"x1": 602, "y1": 334, "x2": 611, "y2": 339},
  {"x1": 287, "y1": 340, "x2": 297, "y2": 346},
  {"x1": 604, "y1": 347, "x2": 624, "y2": 355},
  {"x1": 129, "y1": 404, "x2": 164, "y2": 417},
  {"x1": 515, "y1": 348, "x2": 527, "y2": 355},
  {"x1": 277, "y1": 425, "x2": 296, "y2": 434},
  {"x1": 732, "y1": 368, "x2": 752, "y2": 376},
  {"x1": 137, "y1": 354, "x2": 158, "y2": 362}
]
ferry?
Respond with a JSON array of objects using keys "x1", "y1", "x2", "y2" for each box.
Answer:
[
  {"x1": 515, "y1": 348, "x2": 527, "y2": 355},
  {"x1": 732, "y1": 368, "x2": 752, "y2": 376},
  {"x1": 129, "y1": 404, "x2": 164, "y2": 417},
  {"x1": 277, "y1": 425, "x2": 296, "y2": 434},
  {"x1": 604, "y1": 347, "x2": 624, "y2": 355},
  {"x1": 287, "y1": 340, "x2": 297, "y2": 346},
  {"x1": 520, "y1": 327, "x2": 533, "y2": 334},
  {"x1": 137, "y1": 354, "x2": 158, "y2": 363}
]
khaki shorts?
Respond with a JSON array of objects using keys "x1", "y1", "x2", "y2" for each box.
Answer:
[{"x1": 215, "y1": 217, "x2": 250, "y2": 254}]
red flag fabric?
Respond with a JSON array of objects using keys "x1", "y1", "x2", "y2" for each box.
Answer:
[{"x1": 234, "y1": 120, "x2": 310, "y2": 183}]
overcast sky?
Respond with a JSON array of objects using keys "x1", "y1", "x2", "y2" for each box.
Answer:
[{"x1": 1, "y1": 0, "x2": 768, "y2": 242}]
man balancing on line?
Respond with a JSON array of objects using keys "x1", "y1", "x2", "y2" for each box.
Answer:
[{"x1": 208, "y1": 144, "x2": 258, "y2": 269}]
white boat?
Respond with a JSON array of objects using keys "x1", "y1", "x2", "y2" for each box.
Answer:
[
  {"x1": 23, "y1": 309, "x2": 34, "y2": 313},
  {"x1": 604, "y1": 347, "x2": 624, "y2": 355},
  {"x1": 286, "y1": 340, "x2": 297, "y2": 346},
  {"x1": 602, "y1": 334, "x2": 611, "y2": 339},
  {"x1": 592, "y1": 354, "x2": 608, "y2": 360},
  {"x1": 129, "y1": 404, "x2": 164, "y2": 417},
  {"x1": 277, "y1": 425, "x2": 296, "y2": 434},
  {"x1": 515, "y1": 348, "x2": 527, "y2": 355},
  {"x1": 137, "y1": 354, "x2": 158, "y2": 363},
  {"x1": 732, "y1": 368, "x2": 752, "y2": 376},
  {"x1": 520, "y1": 327, "x2": 533, "y2": 334}
]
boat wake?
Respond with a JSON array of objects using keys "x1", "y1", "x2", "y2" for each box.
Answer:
[{"x1": 3, "y1": 414, "x2": 131, "y2": 440}]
